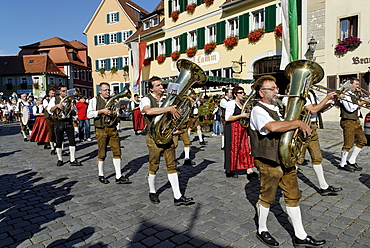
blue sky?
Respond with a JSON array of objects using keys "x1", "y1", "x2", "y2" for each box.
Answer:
[{"x1": 0, "y1": 0, "x2": 159, "y2": 56}]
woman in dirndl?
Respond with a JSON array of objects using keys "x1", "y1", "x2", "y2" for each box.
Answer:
[
  {"x1": 30, "y1": 97, "x2": 49, "y2": 148},
  {"x1": 224, "y1": 86, "x2": 257, "y2": 179}
]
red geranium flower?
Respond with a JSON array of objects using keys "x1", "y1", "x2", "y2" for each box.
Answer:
[
  {"x1": 248, "y1": 29, "x2": 265, "y2": 42},
  {"x1": 156, "y1": 54, "x2": 166, "y2": 64},
  {"x1": 170, "y1": 11, "x2": 180, "y2": 21},
  {"x1": 204, "y1": 42, "x2": 217, "y2": 54},
  {"x1": 223, "y1": 36, "x2": 239, "y2": 49},
  {"x1": 186, "y1": 4, "x2": 196, "y2": 13},
  {"x1": 186, "y1": 46, "x2": 197, "y2": 57},
  {"x1": 170, "y1": 51, "x2": 180, "y2": 61}
]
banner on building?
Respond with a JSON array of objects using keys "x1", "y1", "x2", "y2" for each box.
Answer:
[
  {"x1": 280, "y1": 0, "x2": 298, "y2": 70},
  {"x1": 131, "y1": 42, "x2": 147, "y2": 86}
]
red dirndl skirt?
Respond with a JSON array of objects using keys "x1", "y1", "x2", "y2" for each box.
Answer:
[
  {"x1": 30, "y1": 116, "x2": 49, "y2": 143},
  {"x1": 133, "y1": 109, "x2": 145, "y2": 131}
]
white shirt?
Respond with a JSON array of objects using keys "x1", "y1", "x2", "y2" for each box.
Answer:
[
  {"x1": 140, "y1": 93, "x2": 162, "y2": 114},
  {"x1": 225, "y1": 100, "x2": 241, "y2": 121},
  {"x1": 250, "y1": 101, "x2": 283, "y2": 135},
  {"x1": 87, "y1": 95, "x2": 108, "y2": 119},
  {"x1": 131, "y1": 100, "x2": 139, "y2": 110},
  {"x1": 340, "y1": 91, "x2": 361, "y2": 115},
  {"x1": 220, "y1": 97, "x2": 231, "y2": 109},
  {"x1": 33, "y1": 105, "x2": 43, "y2": 115},
  {"x1": 15, "y1": 99, "x2": 29, "y2": 112}
]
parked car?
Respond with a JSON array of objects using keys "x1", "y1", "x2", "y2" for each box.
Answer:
[
  {"x1": 117, "y1": 100, "x2": 132, "y2": 121},
  {"x1": 364, "y1": 112, "x2": 370, "y2": 145}
]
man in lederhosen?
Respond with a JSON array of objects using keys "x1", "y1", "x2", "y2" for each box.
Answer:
[
  {"x1": 15, "y1": 93, "x2": 30, "y2": 141},
  {"x1": 43, "y1": 88, "x2": 57, "y2": 155},
  {"x1": 87, "y1": 82, "x2": 130, "y2": 184},
  {"x1": 140, "y1": 76, "x2": 194, "y2": 206},
  {"x1": 49, "y1": 86, "x2": 81, "y2": 167},
  {"x1": 187, "y1": 93, "x2": 207, "y2": 145}
]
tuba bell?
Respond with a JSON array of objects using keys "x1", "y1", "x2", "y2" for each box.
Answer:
[
  {"x1": 55, "y1": 88, "x2": 81, "y2": 120},
  {"x1": 102, "y1": 85, "x2": 131, "y2": 127},
  {"x1": 151, "y1": 59, "x2": 207, "y2": 145},
  {"x1": 279, "y1": 59, "x2": 324, "y2": 169}
]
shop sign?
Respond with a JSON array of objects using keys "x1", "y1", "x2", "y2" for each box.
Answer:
[
  {"x1": 171, "y1": 52, "x2": 220, "y2": 71},
  {"x1": 352, "y1": 56, "x2": 370, "y2": 65}
]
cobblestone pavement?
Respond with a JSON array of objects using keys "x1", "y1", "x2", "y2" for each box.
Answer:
[{"x1": 0, "y1": 121, "x2": 369, "y2": 248}]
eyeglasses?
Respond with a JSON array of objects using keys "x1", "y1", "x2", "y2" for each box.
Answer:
[
  {"x1": 261, "y1": 87, "x2": 279, "y2": 91},
  {"x1": 236, "y1": 92, "x2": 245, "y2": 95},
  {"x1": 60, "y1": 90, "x2": 67, "y2": 92},
  {"x1": 100, "y1": 89, "x2": 111, "y2": 91}
]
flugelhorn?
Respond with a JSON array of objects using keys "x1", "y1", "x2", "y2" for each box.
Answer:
[
  {"x1": 151, "y1": 59, "x2": 207, "y2": 145},
  {"x1": 55, "y1": 88, "x2": 80, "y2": 120}
]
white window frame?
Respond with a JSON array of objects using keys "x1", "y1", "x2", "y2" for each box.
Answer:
[
  {"x1": 144, "y1": 20, "x2": 151, "y2": 30},
  {"x1": 252, "y1": 9, "x2": 265, "y2": 30},
  {"x1": 109, "y1": 32, "x2": 117, "y2": 44},
  {"x1": 98, "y1": 59, "x2": 106, "y2": 69},
  {"x1": 188, "y1": 0, "x2": 196, "y2": 4},
  {"x1": 172, "y1": 0, "x2": 180, "y2": 11},
  {"x1": 111, "y1": 58, "x2": 118, "y2": 69},
  {"x1": 188, "y1": 30, "x2": 197, "y2": 47},
  {"x1": 158, "y1": 40, "x2": 166, "y2": 55},
  {"x1": 123, "y1": 56, "x2": 129, "y2": 66},
  {"x1": 146, "y1": 45, "x2": 152, "y2": 59},
  {"x1": 206, "y1": 24, "x2": 216, "y2": 43},
  {"x1": 173, "y1": 36, "x2": 180, "y2": 52},
  {"x1": 227, "y1": 17, "x2": 239, "y2": 37},
  {"x1": 152, "y1": 16, "x2": 159, "y2": 27},
  {"x1": 97, "y1": 34, "x2": 105, "y2": 45},
  {"x1": 58, "y1": 78, "x2": 63, "y2": 85},
  {"x1": 122, "y1": 30, "x2": 132, "y2": 42},
  {"x1": 276, "y1": 3, "x2": 282, "y2": 26},
  {"x1": 109, "y1": 12, "x2": 118, "y2": 24},
  {"x1": 32, "y1": 77, "x2": 40, "y2": 86}
]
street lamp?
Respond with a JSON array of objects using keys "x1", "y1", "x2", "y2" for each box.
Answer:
[{"x1": 307, "y1": 36, "x2": 317, "y2": 61}]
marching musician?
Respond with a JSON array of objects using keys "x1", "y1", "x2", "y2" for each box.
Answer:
[
  {"x1": 15, "y1": 93, "x2": 30, "y2": 141},
  {"x1": 219, "y1": 88, "x2": 232, "y2": 149},
  {"x1": 338, "y1": 78, "x2": 369, "y2": 172},
  {"x1": 187, "y1": 93, "x2": 207, "y2": 145},
  {"x1": 140, "y1": 76, "x2": 194, "y2": 206},
  {"x1": 249, "y1": 75, "x2": 325, "y2": 247},
  {"x1": 43, "y1": 89, "x2": 57, "y2": 155},
  {"x1": 86, "y1": 82, "x2": 130, "y2": 185},
  {"x1": 49, "y1": 85, "x2": 81, "y2": 167}
]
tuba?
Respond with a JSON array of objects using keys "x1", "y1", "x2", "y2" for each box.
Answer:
[
  {"x1": 102, "y1": 85, "x2": 131, "y2": 127},
  {"x1": 151, "y1": 59, "x2": 207, "y2": 145},
  {"x1": 240, "y1": 89, "x2": 257, "y2": 128},
  {"x1": 279, "y1": 59, "x2": 324, "y2": 169},
  {"x1": 55, "y1": 89, "x2": 81, "y2": 120}
]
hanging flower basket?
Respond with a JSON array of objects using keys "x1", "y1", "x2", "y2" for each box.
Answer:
[
  {"x1": 204, "y1": 42, "x2": 217, "y2": 54},
  {"x1": 334, "y1": 36, "x2": 362, "y2": 55},
  {"x1": 98, "y1": 68, "x2": 106, "y2": 76},
  {"x1": 248, "y1": 29, "x2": 265, "y2": 42},
  {"x1": 205, "y1": 0, "x2": 214, "y2": 7},
  {"x1": 33, "y1": 83, "x2": 39, "y2": 89},
  {"x1": 186, "y1": 46, "x2": 198, "y2": 57},
  {"x1": 143, "y1": 58, "x2": 151, "y2": 66},
  {"x1": 170, "y1": 51, "x2": 180, "y2": 61},
  {"x1": 223, "y1": 36, "x2": 239, "y2": 50},
  {"x1": 186, "y1": 4, "x2": 196, "y2": 13},
  {"x1": 110, "y1": 66, "x2": 118, "y2": 75},
  {"x1": 50, "y1": 84, "x2": 56, "y2": 89},
  {"x1": 274, "y1": 24, "x2": 282, "y2": 38},
  {"x1": 170, "y1": 11, "x2": 180, "y2": 22},
  {"x1": 156, "y1": 54, "x2": 166, "y2": 64}
]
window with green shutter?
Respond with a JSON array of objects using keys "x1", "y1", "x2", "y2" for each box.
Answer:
[
  {"x1": 116, "y1": 12, "x2": 119, "y2": 22},
  {"x1": 265, "y1": 4, "x2": 276, "y2": 32},
  {"x1": 104, "y1": 34, "x2": 109, "y2": 44},
  {"x1": 297, "y1": 0, "x2": 302, "y2": 25},
  {"x1": 197, "y1": 27, "x2": 205, "y2": 49},
  {"x1": 239, "y1": 13, "x2": 250, "y2": 39},
  {"x1": 105, "y1": 59, "x2": 111, "y2": 70},
  {"x1": 168, "y1": 0, "x2": 172, "y2": 17},
  {"x1": 216, "y1": 21, "x2": 226, "y2": 45},
  {"x1": 197, "y1": 0, "x2": 204, "y2": 5},
  {"x1": 180, "y1": 33, "x2": 187, "y2": 53},
  {"x1": 165, "y1": 38, "x2": 172, "y2": 56},
  {"x1": 150, "y1": 44, "x2": 154, "y2": 60},
  {"x1": 95, "y1": 60, "x2": 99, "y2": 71},
  {"x1": 107, "y1": 14, "x2": 110, "y2": 23},
  {"x1": 94, "y1": 35, "x2": 98, "y2": 46},
  {"x1": 180, "y1": 0, "x2": 186, "y2": 12},
  {"x1": 154, "y1": 42, "x2": 159, "y2": 58},
  {"x1": 117, "y1": 32, "x2": 122, "y2": 43},
  {"x1": 117, "y1": 57, "x2": 123, "y2": 69}
]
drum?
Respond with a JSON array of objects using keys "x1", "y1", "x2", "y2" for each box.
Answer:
[{"x1": 20, "y1": 105, "x2": 29, "y2": 125}]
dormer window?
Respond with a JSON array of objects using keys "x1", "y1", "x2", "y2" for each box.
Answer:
[
  {"x1": 153, "y1": 16, "x2": 159, "y2": 26},
  {"x1": 144, "y1": 20, "x2": 151, "y2": 30},
  {"x1": 29, "y1": 60, "x2": 34, "y2": 64}
]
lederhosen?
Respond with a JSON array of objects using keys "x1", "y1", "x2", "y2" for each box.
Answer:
[
  {"x1": 249, "y1": 102, "x2": 301, "y2": 208},
  {"x1": 144, "y1": 94, "x2": 177, "y2": 175},
  {"x1": 94, "y1": 95, "x2": 121, "y2": 161},
  {"x1": 340, "y1": 93, "x2": 367, "y2": 151},
  {"x1": 44, "y1": 98, "x2": 56, "y2": 143},
  {"x1": 188, "y1": 99, "x2": 200, "y2": 128},
  {"x1": 54, "y1": 96, "x2": 76, "y2": 148}
]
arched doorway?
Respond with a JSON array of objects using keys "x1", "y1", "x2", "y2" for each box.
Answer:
[{"x1": 253, "y1": 55, "x2": 289, "y2": 94}]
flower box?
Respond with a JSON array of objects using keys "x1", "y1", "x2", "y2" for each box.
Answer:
[
  {"x1": 204, "y1": 42, "x2": 217, "y2": 54},
  {"x1": 248, "y1": 29, "x2": 265, "y2": 42},
  {"x1": 335, "y1": 36, "x2": 362, "y2": 55},
  {"x1": 170, "y1": 51, "x2": 180, "y2": 61},
  {"x1": 156, "y1": 54, "x2": 166, "y2": 64},
  {"x1": 205, "y1": 0, "x2": 214, "y2": 7},
  {"x1": 33, "y1": 83, "x2": 39, "y2": 89},
  {"x1": 186, "y1": 3, "x2": 196, "y2": 13},
  {"x1": 274, "y1": 24, "x2": 282, "y2": 38},
  {"x1": 143, "y1": 58, "x2": 151, "y2": 66},
  {"x1": 186, "y1": 46, "x2": 197, "y2": 57},
  {"x1": 170, "y1": 11, "x2": 180, "y2": 22},
  {"x1": 49, "y1": 84, "x2": 56, "y2": 89},
  {"x1": 223, "y1": 36, "x2": 239, "y2": 49}
]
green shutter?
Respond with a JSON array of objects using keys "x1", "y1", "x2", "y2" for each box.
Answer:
[
  {"x1": 150, "y1": 44, "x2": 154, "y2": 60},
  {"x1": 154, "y1": 42, "x2": 159, "y2": 57},
  {"x1": 180, "y1": 33, "x2": 187, "y2": 53},
  {"x1": 168, "y1": 0, "x2": 172, "y2": 17},
  {"x1": 104, "y1": 34, "x2": 109, "y2": 44},
  {"x1": 197, "y1": 0, "x2": 204, "y2": 5},
  {"x1": 297, "y1": 0, "x2": 302, "y2": 25},
  {"x1": 265, "y1": 4, "x2": 276, "y2": 32},
  {"x1": 120, "y1": 83, "x2": 124, "y2": 91},
  {"x1": 165, "y1": 38, "x2": 172, "y2": 56},
  {"x1": 107, "y1": 14, "x2": 110, "y2": 23},
  {"x1": 95, "y1": 60, "x2": 99, "y2": 71},
  {"x1": 94, "y1": 35, "x2": 98, "y2": 45},
  {"x1": 239, "y1": 13, "x2": 250, "y2": 39},
  {"x1": 180, "y1": 0, "x2": 186, "y2": 12},
  {"x1": 116, "y1": 12, "x2": 119, "y2": 22},
  {"x1": 216, "y1": 21, "x2": 226, "y2": 45},
  {"x1": 197, "y1": 27, "x2": 205, "y2": 49},
  {"x1": 96, "y1": 84, "x2": 100, "y2": 95},
  {"x1": 118, "y1": 57, "x2": 123, "y2": 69},
  {"x1": 105, "y1": 59, "x2": 111, "y2": 70},
  {"x1": 117, "y1": 32, "x2": 122, "y2": 43}
]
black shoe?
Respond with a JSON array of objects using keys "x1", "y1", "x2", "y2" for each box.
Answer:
[
  {"x1": 57, "y1": 160, "x2": 63, "y2": 166},
  {"x1": 293, "y1": 235, "x2": 326, "y2": 247},
  {"x1": 225, "y1": 171, "x2": 238, "y2": 178},
  {"x1": 339, "y1": 164, "x2": 355, "y2": 172},
  {"x1": 221, "y1": 147, "x2": 224, "y2": 150},
  {"x1": 149, "y1": 193, "x2": 160, "y2": 204},
  {"x1": 50, "y1": 149, "x2": 56, "y2": 155},
  {"x1": 115, "y1": 176, "x2": 131, "y2": 184},
  {"x1": 44, "y1": 144, "x2": 50, "y2": 149},
  {"x1": 347, "y1": 161, "x2": 363, "y2": 171},
  {"x1": 184, "y1": 159, "x2": 195, "y2": 165},
  {"x1": 199, "y1": 141, "x2": 207, "y2": 145},
  {"x1": 299, "y1": 159, "x2": 309, "y2": 166},
  {"x1": 98, "y1": 176, "x2": 109, "y2": 184},
  {"x1": 256, "y1": 231, "x2": 279, "y2": 247},
  {"x1": 174, "y1": 195, "x2": 195, "y2": 206},
  {"x1": 247, "y1": 172, "x2": 259, "y2": 180},
  {"x1": 24, "y1": 138, "x2": 28, "y2": 142},
  {"x1": 318, "y1": 185, "x2": 342, "y2": 196},
  {"x1": 70, "y1": 160, "x2": 82, "y2": 166}
]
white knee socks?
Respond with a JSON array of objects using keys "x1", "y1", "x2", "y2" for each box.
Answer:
[
  {"x1": 69, "y1": 146, "x2": 76, "y2": 162},
  {"x1": 148, "y1": 174, "x2": 156, "y2": 193},
  {"x1": 312, "y1": 164, "x2": 329, "y2": 189},
  {"x1": 98, "y1": 161, "x2": 104, "y2": 176},
  {"x1": 349, "y1": 146, "x2": 362, "y2": 164},
  {"x1": 197, "y1": 129, "x2": 203, "y2": 142},
  {"x1": 340, "y1": 150, "x2": 348, "y2": 167},
  {"x1": 113, "y1": 158, "x2": 122, "y2": 179},
  {"x1": 184, "y1": 147, "x2": 190, "y2": 160},
  {"x1": 56, "y1": 148, "x2": 62, "y2": 161},
  {"x1": 286, "y1": 206, "x2": 307, "y2": 240},
  {"x1": 168, "y1": 173, "x2": 182, "y2": 199},
  {"x1": 257, "y1": 203, "x2": 269, "y2": 234}
]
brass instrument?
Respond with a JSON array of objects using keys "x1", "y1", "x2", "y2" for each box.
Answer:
[
  {"x1": 102, "y1": 85, "x2": 131, "y2": 127},
  {"x1": 240, "y1": 89, "x2": 257, "y2": 128},
  {"x1": 55, "y1": 89, "x2": 81, "y2": 120},
  {"x1": 151, "y1": 59, "x2": 207, "y2": 145},
  {"x1": 279, "y1": 59, "x2": 324, "y2": 169}
]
